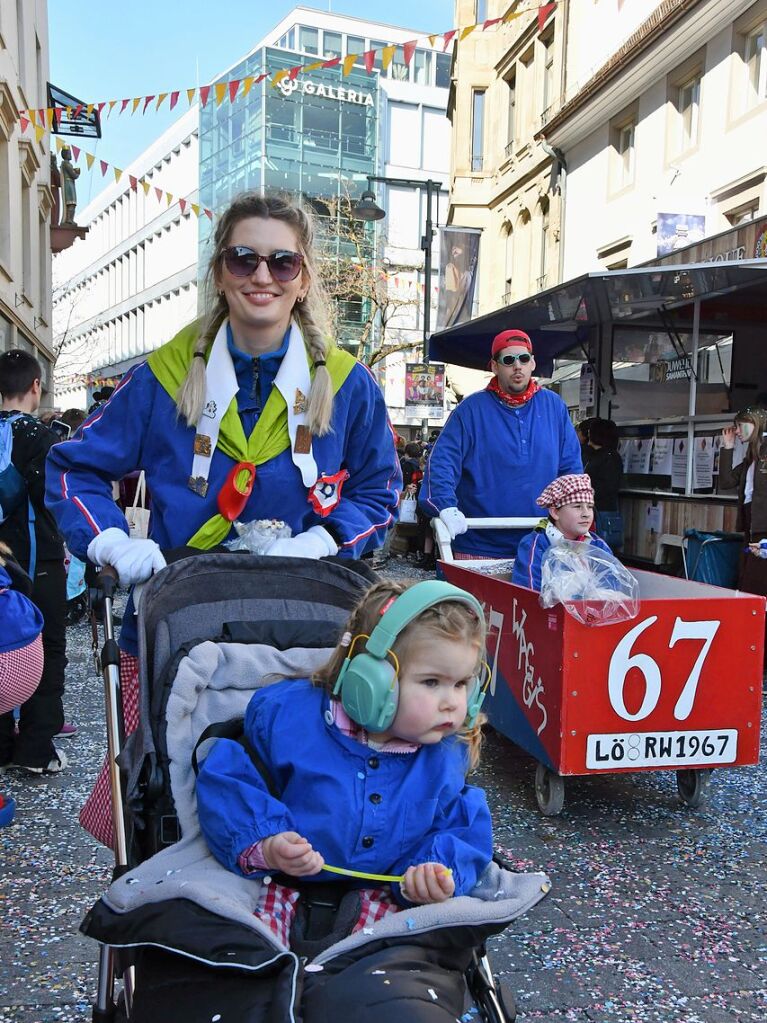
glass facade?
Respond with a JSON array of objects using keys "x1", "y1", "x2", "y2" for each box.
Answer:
[{"x1": 199, "y1": 45, "x2": 380, "y2": 348}]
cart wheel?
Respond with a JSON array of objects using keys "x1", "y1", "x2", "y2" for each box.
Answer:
[
  {"x1": 676, "y1": 768, "x2": 712, "y2": 808},
  {"x1": 534, "y1": 764, "x2": 565, "y2": 816}
]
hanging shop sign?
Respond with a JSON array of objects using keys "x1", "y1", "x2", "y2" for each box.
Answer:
[{"x1": 277, "y1": 78, "x2": 374, "y2": 106}]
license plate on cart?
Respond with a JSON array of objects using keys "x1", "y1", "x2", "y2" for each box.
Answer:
[{"x1": 586, "y1": 729, "x2": 738, "y2": 769}]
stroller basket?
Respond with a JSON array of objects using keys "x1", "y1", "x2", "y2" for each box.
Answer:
[{"x1": 682, "y1": 529, "x2": 743, "y2": 589}]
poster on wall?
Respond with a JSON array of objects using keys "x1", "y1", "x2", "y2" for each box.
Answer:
[
  {"x1": 436, "y1": 227, "x2": 481, "y2": 331},
  {"x1": 671, "y1": 438, "x2": 688, "y2": 488},
  {"x1": 627, "y1": 437, "x2": 653, "y2": 474},
  {"x1": 694, "y1": 436, "x2": 715, "y2": 489},
  {"x1": 579, "y1": 363, "x2": 596, "y2": 413},
  {"x1": 405, "y1": 363, "x2": 445, "y2": 419},
  {"x1": 651, "y1": 437, "x2": 673, "y2": 475},
  {"x1": 656, "y1": 212, "x2": 706, "y2": 258}
]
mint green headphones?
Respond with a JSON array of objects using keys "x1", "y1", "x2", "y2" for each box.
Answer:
[{"x1": 332, "y1": 580, "x2": 489, "y2": 733}]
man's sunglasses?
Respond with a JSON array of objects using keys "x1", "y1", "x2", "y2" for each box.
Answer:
[
  {"x1": 495, "y1": 352, "x2": 533, "y2": 366},
  {"x1": 222, "y1": 246, "x2": 304, "y2": 281}
]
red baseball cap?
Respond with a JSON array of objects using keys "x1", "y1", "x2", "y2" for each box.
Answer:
[{"x1": 491, "y1": 329, "x2": 533, "y2": 359}]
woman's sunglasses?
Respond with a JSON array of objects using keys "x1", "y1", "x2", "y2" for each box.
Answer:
[
  {"x1": 495, "y1": 352, "x2": 533, "y2": 366},
  {"x1": 222, "y1": 246, "x2": 304, "y2": 282}
]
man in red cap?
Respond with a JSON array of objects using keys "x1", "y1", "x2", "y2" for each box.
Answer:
[{"x1": 419, "y1": 328, "x2": 582, "y2": 559}]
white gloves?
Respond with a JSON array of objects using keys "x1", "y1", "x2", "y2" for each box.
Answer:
[
  {"x1": 87, "y1": 527, "x2": 167, "y2": 586},
  {"x1": 439, "y1": 507, "x2": 468, "y2": 540},
  {"x1": 265, "y1": 525, "x2": 338, "y2": 560}
]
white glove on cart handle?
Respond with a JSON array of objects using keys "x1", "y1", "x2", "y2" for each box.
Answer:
[
  {"x1": 87, "y1": 527, "x2": 167, "y2": 586},
  {"x1": 265, "y1": 525, "x2": 338, "y2": 560},
  {"x1": 439, "y1": 507, "x2": 468, "y2": 540}
]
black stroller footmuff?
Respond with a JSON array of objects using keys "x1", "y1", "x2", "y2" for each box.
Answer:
[{"x1": 83, "y1": 554, "x2": 550, "y2": 1021}]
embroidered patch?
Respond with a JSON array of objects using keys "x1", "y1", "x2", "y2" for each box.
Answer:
[
  {"x1": 188, "y1": 475, "x2": 209, "y2": 497},
  {"x1": 202, "y1": 399, "x2": 217, "y2": 419},
  {"x1": 294, "y1": 424, "x2": 312, "y2": 455},
  {"x1": 308, "y1": 469, "x2": 349, "y2": 517},
  {"x1": 193, "y1": 433, "x2": 212, "y2": 457},
  {"x1": 293, "y1": 388, "x2": 307, "y2": 415}
]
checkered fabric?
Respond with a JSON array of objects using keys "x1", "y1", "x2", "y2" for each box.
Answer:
[
  {"x1": 0, "y1": 636, "x2": 44, "y2": 716},
  {"x1": 536, "y1": 473, "x2": 595, "y2": 510},
  {"x1": 254, "y1": 881, "x2": 400, "y2": 946},
  {"x1": 79, "y1": 652, "x2": 140, "y2": 849}
]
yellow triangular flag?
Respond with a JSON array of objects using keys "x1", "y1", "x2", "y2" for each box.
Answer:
[
  {"x1": 114, "y1": 167, "x2": 123, "y2": 182},
  {"x1": 460, "y1": 25, "x2": 476, "y2": 40},
  {"x1": 191, "y1": 203, "x2": 200, "y2": 217},
  {"x1": 85, "y1": 152, "x2": 95, "y2": 169},
  {"x1": 503, "y1": 10, "x2": 523, "y2": 22},
  {"x1": 187, "y1": 88, "x2": 196, "y2": 105},
  {"x1": 303, "y1": 61, "x2": 324, "y2": 72},
  {"x1": 166, "y1": 193, "x2": 173, "y2": 205},
  {"x1": 428, "y1": 35, "x2": 437, "y2": 46},
  {"x1": 34, "y1": 125, "x2": 45, "y2": 143},
  {"x1": 242, "y1": 76, "x2": 255, "y2": 96},
  {"x1": 271, "y1": 69, "x2": 288, "y2": 87},
  {"x1": 108, "y1": 100, "x2": 118, "y2": 114},
  {"x1": 86, "y1": 103, "x2": 94, "y2": 115},
  {"x1": 156, "y1": 92, "x2": 168, "y2": 110},
  {"x1": 132, "y1": 97, "x2": 141, "y2": 114},
  {"x1": 141, "y1": 180, "x2": 151, "y2": 195},
  {"x1": 342, "y1": 54, "x2": 357, "y2": 76},
  {"x1": 55, "y1": 137, "x2": 65, "y2": 152},
  {"x1": 46, "y1": 108, "x2": 54, "y2": 128},
  {"x1": 381, "y1": 45, "x2": 396, "y2": 71},
  {"x1": 28, "y1": 110, "x2": 37, "y2": 126},
  {"x1": 215, "y1": 82, "x2": 227, "y2": 105}
]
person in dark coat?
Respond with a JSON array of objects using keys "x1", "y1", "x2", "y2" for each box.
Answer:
[{"x1": 583, "y1": 418, "x2": 624, "y2": 551}]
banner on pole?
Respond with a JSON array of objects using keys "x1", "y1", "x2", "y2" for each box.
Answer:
[
  {"x1": 405, "y1": 363, "x2": 445, "y2": 419},
  {"x1": 436, "y1": 227, "x2": 481, "y2": 331}
]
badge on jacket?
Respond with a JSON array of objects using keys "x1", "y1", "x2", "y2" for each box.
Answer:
[{"x1": 309, "y1": 469, "x2": 349, "y2": 517}]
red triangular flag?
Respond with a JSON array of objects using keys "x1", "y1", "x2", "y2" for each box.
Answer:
[
  {"x1": 100, "y1": 160, "x2": 108, "y2": 176},
  {"x1": 483, "y1": 18, "x2": 502, "y2": 30},
  {"x1": 155, "y1": 187, "x2": 163, "y2": 202},
  {"x1": 170, "y1": 91, "x2": 179, "y2": 110},
  {"x1": 71, "y1": 145, "x2": 80, "y2": 160},
  {"x1": 403, "y1": 40, "x2": 417, "y2": 66},
  {"x1": 179, "y1": 198, "x2": 187, "y2": 214},
  {"x1": 120, "y1": 98, "x2": 130, "y2": 114},
  {"x1": 143, "y1": 95, "x2": 155, "y2": 114},
  {"x1": 538, "y1": 2, "x2": 556, "y2": 31},
  {"x1": 19, "y1": 116, "x2": 29, "y2": 133},
  {"x1": 363, "y1": 50, "x2": 376, "y2": 73},
  {"x1": 204, "y1": 208, "x2": 214, "y2": 220},
  {"x1": 228, "y1": 79, "x2": 240, "y2": 102},
  {"x1": 322, "y1": 56, "x2": 340, "y2": 68},
  {"x1": 73, "y1": 104, "x2": 83, "y2": 119},
  {"x1": 288, "y1": 65, "x2": 301, "y2": 81},
  {"x1": 96, "y1": 101, "x2": 106, "y2": 116},
  {"x1": 254, "y1": 73, "x2": 268, "y2": 85},
  {"x1": 129, "y1": 175, "x2": 138, "y2": 190},
  {"x1": 199, "y1": 85, "x2": 211, "y2": 107},
  {"x1": 442, "y1": 30, "x2": 457, "y2": 50}
]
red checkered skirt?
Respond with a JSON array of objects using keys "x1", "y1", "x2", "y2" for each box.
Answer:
[
  {"x1": 0, "y1": 636, "x2": 44, "y2": 716},
  {"x1": 79, "y1": 651, "x2": 140, "y2": 848},
  {"x1": 255, "y1": 882, "x2": 400, "y2": 947}
]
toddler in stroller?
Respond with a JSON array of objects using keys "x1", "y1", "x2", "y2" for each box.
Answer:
[{"x1": 81, "y1": 555, "x2": 549, "y2": 1022}]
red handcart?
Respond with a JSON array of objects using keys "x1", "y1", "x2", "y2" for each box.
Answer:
[{"x1": 434, "y1": 518, "x2": 766, "y2": 815}]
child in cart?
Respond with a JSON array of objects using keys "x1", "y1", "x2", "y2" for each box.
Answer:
[
  {"x1": 511, "y1": 473, "x2": 613, "y2": 592},
  {"x1": 196, "y1": 578, "x2": 493, "y2": 944}
]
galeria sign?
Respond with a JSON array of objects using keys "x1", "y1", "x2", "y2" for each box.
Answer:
[{"x1": 278, "y1": 78, "x2": 375, "y2": 106}]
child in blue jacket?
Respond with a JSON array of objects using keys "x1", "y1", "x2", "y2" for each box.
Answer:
[
  {"x1": 196, "y1": 579, "x2": 493, "y2": 944},
  {"x1": 512, "y1": 473, "x2": 613, "y2": 592}
]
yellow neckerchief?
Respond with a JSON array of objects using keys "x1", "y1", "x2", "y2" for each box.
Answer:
[{"x1": 147, "y1": 319, "x2": 356, "y2": 548}]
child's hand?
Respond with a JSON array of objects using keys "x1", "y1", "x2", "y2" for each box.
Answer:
[
  {"x1": 401, "y1": 862, "x2": 455, "y2": 904},
  {"x1": 261, "y1": 832, "x2": 324, "y2": 876},
  {"x1": 721, "y1": 426, "x2": 736, "y2": 450}
]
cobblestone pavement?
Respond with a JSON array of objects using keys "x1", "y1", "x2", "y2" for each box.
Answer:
[{"x1": 1, "y1": 555, "x2": 765, "y2": 1022}]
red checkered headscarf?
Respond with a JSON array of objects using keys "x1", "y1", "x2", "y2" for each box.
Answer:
[{"x1": 536, "y1": 474, "x2": 595, "y2": 510}]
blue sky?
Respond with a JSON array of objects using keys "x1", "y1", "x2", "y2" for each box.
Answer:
[{"x1": 49, "y1": 0, "x2": 453, "y2": 206}]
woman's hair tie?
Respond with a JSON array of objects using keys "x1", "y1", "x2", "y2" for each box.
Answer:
[
  {"x1": 314, "y1": 359, "x2": 326, "y2": 368},
  {"x1": 193, "y1": 351, "x2": 207, "y2": 360}
]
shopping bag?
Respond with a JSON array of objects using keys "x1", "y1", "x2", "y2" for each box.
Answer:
[
  {"x1": 125, "y1": 471, "x2": 151, "y2": 540},
  {"x1": 399, "y1": 495, "x2": 418, "y2": 524}
]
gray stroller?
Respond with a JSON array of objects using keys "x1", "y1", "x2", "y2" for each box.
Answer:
[{"x1": 84, "y1": 553, "x2": 550, "y2": 1021}]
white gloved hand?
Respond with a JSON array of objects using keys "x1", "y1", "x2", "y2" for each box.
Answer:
[
  {"x1": 87, "y1": 527, "x2": 167, "y2": 586},
  {"x1": 439, "y1": 507, "x2": 468, "y2": 540},
  {"x1": 265, "y1": 525, "x2": 338, "y2": 560}
]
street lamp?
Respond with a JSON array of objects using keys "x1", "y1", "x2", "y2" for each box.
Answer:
[{"x1": 351, "y1": 175, "x2": 443, "y2": 363}]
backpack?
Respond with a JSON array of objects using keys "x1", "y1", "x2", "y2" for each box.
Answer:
[{"x1": 0, "y1": 414, "x2": 37, "y2": 576}]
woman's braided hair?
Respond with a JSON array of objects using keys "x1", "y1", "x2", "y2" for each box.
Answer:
[{"x1": 176, "y1": 192, "x2": 335, "y2": 435}]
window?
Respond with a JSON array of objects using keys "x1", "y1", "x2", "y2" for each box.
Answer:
[
  {"x1": 519, "y1": 50, "x2": 534, "y2": 136},
  {"x1": 538, "y1": 199, "x2": 550, "y2": 289},
  {"x1": 610, "y1": 115, "x2": 636, "y2": 191},
  {"x1": 542, "y1": 33, "x2": 555, "y2": 117},
  {"x1": 347, "y1": 35, "x2": 365, "y2": 64},
  {"x1": 435, "y1": 53, "x2": 452, "y2": 89},
  {"x1": 471, "y1": 89, "x2": 486, "y2": 171},
  {"x1": 391, "y1": 46, "x2": 409, "y2": 81},
  {"x1": 726, "y1": 202, "x2": 759, "y2": 225},
  {"x1": 676, "y1": 74, "x2": 701, "y2": 151},
  {"x1": 323, "y1": 31, "x2": 342, "y2": 58},
  {"x1": 506, "y1": 73, "x2": 516, "y2": 155},
  {"x1": 414, "y1": 49, "x2": 432, "y2": 85},
  {"x1": 503, "y1": 224, "x2": 513, "y2": 303},
  {"x1": 745, "y1": 24, "x2": 767, "y2": 105},
  {"x1": 298, "y1": 26, "x2": 319, "y2": 55},
  {"x1": 476, "y1": 0, "x2": 488, "y2": 22}
]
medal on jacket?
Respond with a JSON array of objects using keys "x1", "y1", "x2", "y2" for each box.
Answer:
[{"x1": 309, "y1": 469, "x2": 349, "y2": 517}]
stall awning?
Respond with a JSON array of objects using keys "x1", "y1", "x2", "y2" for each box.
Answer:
[{"x1": 429, "y1": 260, "x2": 767, "y2": 372}]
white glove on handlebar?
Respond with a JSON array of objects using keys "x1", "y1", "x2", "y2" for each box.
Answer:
[
  {"x1": 439, "y1": 507, "x2": 468, "y2": 540},
  {"x1": 87, "y1": 527, "x2": 167, "y2": 586},
  {"x1": 265, "y1": 525, "x2": 338, "y2": 560}
]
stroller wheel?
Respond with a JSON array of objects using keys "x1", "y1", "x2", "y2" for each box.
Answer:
[
  {"x1": 676, "y1": 767, "x2": 712, "y2": 808},
  {"x1": 534, "y1": 764, "x2": 565, "y2": 816}
]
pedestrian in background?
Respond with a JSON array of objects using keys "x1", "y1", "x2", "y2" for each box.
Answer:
[
  {"x1": 46, "y1": 191, "x2": 401, "y2": 847},
  {"x1": 0, "y1": 351, "x2": 70, "y2": 775},
  {"x1": 720, "y1": 407, "x2": 767, "y2": 600},
  {"x1": 583, "y1": 418, "x2": 624, "y2": 552}
]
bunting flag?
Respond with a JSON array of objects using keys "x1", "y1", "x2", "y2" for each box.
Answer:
[{"x1": 19, "y1": 2, "x2": 555, "y2": 130}]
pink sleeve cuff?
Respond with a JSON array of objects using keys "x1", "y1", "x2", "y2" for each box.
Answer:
[{"x1": 238, "y1": 840, "x2": 270, "y2": 874}]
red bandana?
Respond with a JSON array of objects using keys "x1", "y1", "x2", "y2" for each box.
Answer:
[{"x1": 486, "y1": 375, "x2": 540, "y2": 408}]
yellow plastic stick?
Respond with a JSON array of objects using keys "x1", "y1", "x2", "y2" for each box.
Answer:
[{"x1": 322, "y1": 864, "x2": 452, "y2": 882}]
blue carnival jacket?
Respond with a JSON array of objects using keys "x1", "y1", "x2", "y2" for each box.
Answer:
[
  {"x1": 419, "y1": 388, "x2": 582, "y2": 557},
  {"x1": 196, "y1": 680, "x2": 493, "y2": 904},
  {"x1": 0, "y1": 565, "x2": 43, "y2": 654},
  {"x1": 511, "y1": 525, "x2": 615, "y2": 592},
  {"x1": 45, "y1": 355, "x2": 401, "y2": 655}
]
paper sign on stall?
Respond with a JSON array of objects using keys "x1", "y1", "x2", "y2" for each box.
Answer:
[
  {"x1": 671, "y1": 439, "x2": 688, "y2": 488},
  {"x1": 628, "y1": 438, "x2": 653, "y2": 474},
  {"x1": 651, "y1": 437, "x2": 673, "y2": 475},
  {"x1": 645, "y1": 505, "x2": 663, "y2": 533},
  {"x1": 694, "y1": 437, "x2": 715, "y2": 489}
]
